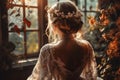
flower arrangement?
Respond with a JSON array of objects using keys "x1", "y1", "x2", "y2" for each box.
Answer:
[{"x1": 84, "y1": 3, "x2": 120, "y2": 80}]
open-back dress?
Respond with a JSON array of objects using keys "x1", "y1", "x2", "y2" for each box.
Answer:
[{"x1": 27, "y1": 40, "x2": 97, "y2": 80}]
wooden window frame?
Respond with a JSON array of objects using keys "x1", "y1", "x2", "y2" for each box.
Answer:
[
  {"x1": 76, "y1": 0, "x2": 98, "y2": 26},
  {"x1": 0, "y1": 0, "x2": 48, "y2": 59}
]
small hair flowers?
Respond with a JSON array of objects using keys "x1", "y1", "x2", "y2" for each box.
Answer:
[{"x1": 48, "y1": 9, "x2": 82, "y2": 19}]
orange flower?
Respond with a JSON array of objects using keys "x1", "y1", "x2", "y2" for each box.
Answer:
[
  {"x1": 103, "y1": 18, "x2": 110, "y2": 26},
  {"x1": 89, "y1": 17, "x2": 96, "y2": 26}
]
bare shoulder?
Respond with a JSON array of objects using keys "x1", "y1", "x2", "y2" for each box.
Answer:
[
  {"x1": 75, "y1": 39, "x2": 94, "y2": 54},
  {"x1": 76, "y1": 39, "x2": 92, "y2": 47}
]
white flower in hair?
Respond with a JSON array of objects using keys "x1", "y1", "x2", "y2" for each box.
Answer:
[{"x1": 52, "y1": 9, "x2": 82, "y2": 19}]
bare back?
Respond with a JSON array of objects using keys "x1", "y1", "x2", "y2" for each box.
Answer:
[{"x1": 53, "y1": 39, "x2": 90, "y2": 74}]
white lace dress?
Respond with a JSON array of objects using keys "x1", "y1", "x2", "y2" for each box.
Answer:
[{"x1": 27, "y1": 40, "x2": 97, "y2": 80}]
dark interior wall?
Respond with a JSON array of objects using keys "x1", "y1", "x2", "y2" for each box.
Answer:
[
  {"x1": 0, "y1": 6, "x2": 2, "y2": 45},
  {"x1": 1, "y1": 65, "x2": 34, "y2": 80},
  {"x1": 0, "y1": 0, "x2": 8, "y2": 43}
]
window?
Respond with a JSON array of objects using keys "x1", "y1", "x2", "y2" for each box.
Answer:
[
  {"x1": 6, "y1": 0, "x2": 98, "y2": 59},
  {"x1": 47, "y1": 0, "x2": 98, "y2": 26},
  {"x1": 47, "y1": 0, "x2": 68, "y2": 6},
  {"x1": 7, "y1": 0, "x2": 47, "y2": 59},
  {"x1": 77, "y1": 0, "x2": 98, "y2": 26}
]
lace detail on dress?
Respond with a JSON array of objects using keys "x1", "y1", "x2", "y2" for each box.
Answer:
[
  {"x1": 80, "y1": 41, "x2": 97, "y2": 80},
  {"x1": 27, "y1": 44, "x2": 51, "y2": 80},
  {"x1": 27, "y1": 42, "x2": 97, "y2": 80},
  {"x1": 49, "y1": 48, "x2": 83, "y2": 80}
]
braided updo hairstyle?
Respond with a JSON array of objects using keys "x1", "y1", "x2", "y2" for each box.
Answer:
[{"x1": 47, "y1": 1, "x2": 83, "y2": 42}]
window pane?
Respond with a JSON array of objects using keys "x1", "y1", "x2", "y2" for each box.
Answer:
[
  {"x1": 8, "y1": 7, "x2": 23, "y2": 31},
  {"x1": 86, "y1": 0, "x2": 98, "y2": 11},
  {"x1": 78, "y1": 0, "x2": 85, "y2": 10},
  {"x1": 48, "y1": 0, "x2": 70, "y2": 6},
  {"x1": 26, "y1": 32, "x2": 39, "y2": 54},
  {"x1": 25, "y1": 0, "x2": 38, "y2": 6},
  {"x1": 48, "y1": 0, "x2": 57, "y2": 6},
  {"x1": 25, "y1": 8, "x2": 38, "y2": 30},
  {"x1": 13, "y1": 0, "x2": 23, "y2": 5},
  {"x1": 87, "y1": 12, "x2": 96, "y2": 17},
  {"x1": 9, "y1": 32, "x2": 25, "y2": 55}
]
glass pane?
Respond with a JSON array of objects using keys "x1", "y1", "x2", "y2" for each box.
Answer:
[
  {"x1": 25, "y1": 8, "x2": 38, "y2": 29},
  {"x1": 13, "y1": 0, "x2": 23, "y2": 5},
  {"x1": 87, "y1": 12, "x2": 96, "y2": 17},
  {"x1": 48, "y1": 0, "x2": 57, "y2": 6},
  {"x1": 78, "y1": 0, "x2": 85, "y2": 10},
  {"x1": 9, "y1": 32, "x2": 24, "y2": 55},
  {"x1": 86, "y1": 0, "x2": 98, "y2": 11},
  {"x1": 26, "y1": 32, "x2": 39, "y2": 54},
  {"x1": 8, "y1": 7, "x2": 23, "y2": 31},
  {"x1": 48, "y1": 0, "x2": 70, "y2": 7},
  {"x1": 25, "y1": 0, "x2": 37, "y2": 6}
]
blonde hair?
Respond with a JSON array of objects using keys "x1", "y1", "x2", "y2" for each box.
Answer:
[{"x1": 46, "y1": 1, "x2": 83, "y2": 43}]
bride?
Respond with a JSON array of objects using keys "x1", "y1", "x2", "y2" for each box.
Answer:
[{"x1": 27, "y1": 1, "x2": 97, "y2": 80}]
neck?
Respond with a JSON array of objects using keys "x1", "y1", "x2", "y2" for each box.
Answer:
[{"x1": 59, "y1": 34, "x2": 74, "y2": 41}]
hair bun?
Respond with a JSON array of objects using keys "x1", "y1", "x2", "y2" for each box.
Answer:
[{"x1": 48, "y1": 1, "x2": 83, "y2": 34}]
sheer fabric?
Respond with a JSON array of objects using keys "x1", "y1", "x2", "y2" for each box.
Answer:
[{"x1": 27, "y1": 40, "x2": 97, "y2": 80}]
